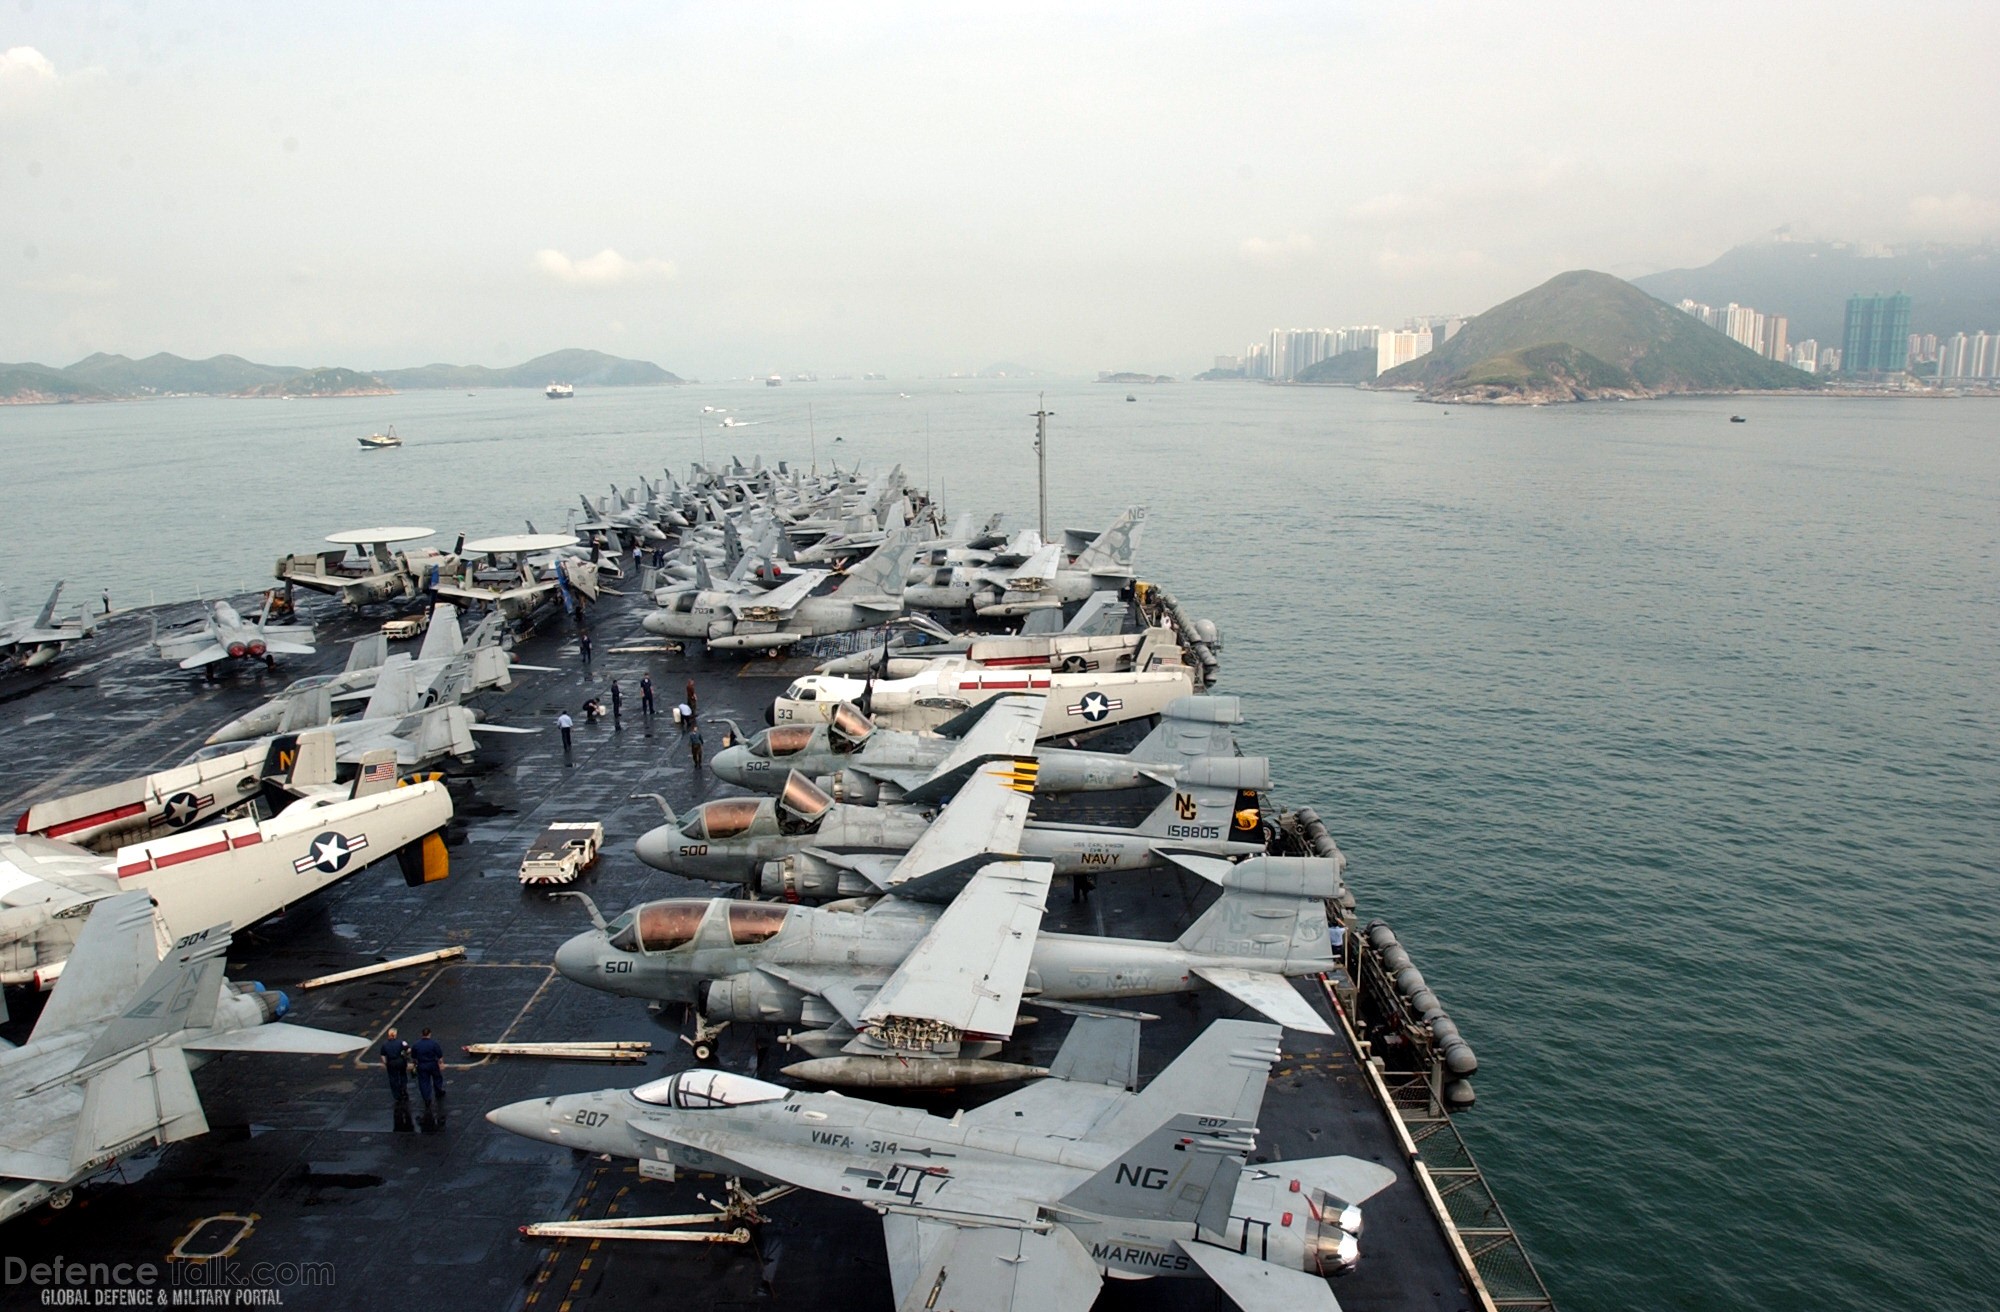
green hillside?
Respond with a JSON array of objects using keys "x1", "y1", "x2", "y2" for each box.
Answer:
[
  {"x1": 241, "y1": 367, "x2": 392, "y2": 397},
  {"x1": 1379, "y1": 270, "x2": 1815, "y2": 402},
  {"x1": 1295, "y1": 348, "x2": 1377, "y2": 385},
  {"x1": 0, "y1": 348, "x2": 680, "y2": 402},
  {"x1": 378, "y1": 349, "x2": 681, "y2": 389},
  {"x1": 64, "y1": 352, "x2": 298, "y2": 393}
]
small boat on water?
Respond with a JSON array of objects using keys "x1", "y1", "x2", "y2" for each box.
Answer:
[
  {"x1": 1730, "y1": 415, "x2": 1747, "y2": 423},
  {"x1": 357, "y1": 425, "x2": 402, "y2": 450},
  {"x1": 547, "y1": 383, "x2": 574, "y2": 399},
  {"x1": 1126, "y1": 393, "x2": 1137, "y2": 402}
]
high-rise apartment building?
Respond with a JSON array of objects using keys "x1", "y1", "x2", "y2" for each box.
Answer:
[
  {"x1": 1376, "y1": 328, "x2": 1433, "y2": 376},
  {"x1": 1840, "y1": 293, "x2": 1911, "y2": 375}
]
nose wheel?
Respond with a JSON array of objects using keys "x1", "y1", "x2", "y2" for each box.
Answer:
[{"x1": 680, "y1": 1012, "x2": 729, "y2": 1065}]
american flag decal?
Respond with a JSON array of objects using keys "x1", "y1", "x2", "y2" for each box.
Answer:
[{"x1": 361, "y1": 760, "x2": 397, "y2": 785}]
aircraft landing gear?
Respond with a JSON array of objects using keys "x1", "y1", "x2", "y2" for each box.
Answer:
[
  {"x1": 48, "y1": 1188, "x2": 74, "y2": 1210},
  {"x1": 681, "y1": 1012, "x2": 729, "y2": 1064}
]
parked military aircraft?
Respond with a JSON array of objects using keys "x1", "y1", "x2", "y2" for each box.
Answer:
[
  {"x1": 437, "y1": 533, "x2": 596, "y2": 625},
  {"x1": 0, "y1": 582, "x2": 94, "y2": 670},
  {"x1": 0, "y1": 892, "x2": 367, "y2": 1224},
  {"x1": 812, "y1": 591, "x2": 1139, "y2": 678},
  {"x1": 641, "y1": 529, "x2": 919, "y2": 652},
  {"x1": 634, "y1": 754, "x2": 1269, "y2": 899},
  {"x1": 772, "y1": 660, "x2": 1194, "y2": 738},
  {"x1": 0, "y1": 730, "x2": 451, "y2": 1010},
  {"x1": 905, "y1": 506, "x2": 1147, "y2": 614},
  {"x1": 151, "y1": 598, "x2": 315, "y2": 680},
  {"x1": 712, "y1": 693, "x2": 1242, "y2": 804},
  {"x1": 556, "y1": 853, "x2": 1340, "y2": 1087},
  {"x1": 204, "y1": 604, "x2": 544, "y2": 746},
  {"x1": 487, "y1": 1016, "x2": 1394, "y2": 1312},
  {"x1": 274, "y1": 527, "x2": 458, "y2": 609}
]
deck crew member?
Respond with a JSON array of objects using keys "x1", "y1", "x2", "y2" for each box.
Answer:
[
  {"x1": 412, "y1": 1027, "x2": 447, "y2": 1118},
  {"x1": 378, "y1": 1028, "x2": 411, "y2": 1107},
  {"x1": 556, "y1": 710, "x2": 574, "y2": 755}
]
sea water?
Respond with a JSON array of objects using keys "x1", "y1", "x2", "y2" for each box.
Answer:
[{"x1": 2, "y1": 381, "x2": 1995, "y2": 1310}]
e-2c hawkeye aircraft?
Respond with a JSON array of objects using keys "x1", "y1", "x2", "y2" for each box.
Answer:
[
  {"x1": 487, "y1": 1016, "x2": 1395, "y2": 1312},
  {"x1": 0, "y1": 892, "x2": 367, "y2": 1224},
  {"x1": 273, "y1": 527, "x2": 460, "y2": 610}
]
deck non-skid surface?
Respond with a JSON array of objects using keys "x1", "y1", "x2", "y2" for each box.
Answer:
[{"x1": 0, "y1": 593, "x2": 1473, "y2": 1312}]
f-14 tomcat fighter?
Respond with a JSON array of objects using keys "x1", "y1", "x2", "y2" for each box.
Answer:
[
  {"x1": 1, "y1": 729, "x2": 451, "y2": 1014},
  {"x1": 0, "y1": 892, "x2": 368, "y2": 1224},
  {"x1": 487, "y1": 1017, "x2": 1396, "y2": 1312}
]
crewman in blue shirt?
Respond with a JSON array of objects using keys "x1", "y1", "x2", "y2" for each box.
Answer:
[
  {"x1": 412, "y1": 1027, "x2": 447, "y2": 1119},
  {"x1": 378, "y1": 1028, "x2": 411, "y2": 1108}
]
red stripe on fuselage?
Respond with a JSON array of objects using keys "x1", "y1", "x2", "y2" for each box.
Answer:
[
  {"x1": 39, "y1": 801, "x2": 150, "y2": 839},
  {"x1": 147, "y1": 838, "x2": 232, "y2": 869}
]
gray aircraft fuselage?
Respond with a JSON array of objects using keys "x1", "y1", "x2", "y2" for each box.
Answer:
[
  {"x1": 709, "y1": 725, "x2": 1164, "y2": 798},
  {"x1": 634, "y1": 792, "x2": 1263, "y2": 898},
  {"x1": 485, "y1": 1076, "x2": 1346, "y2": 1290},
  {"x1": 553, "y1": 895, "x2": 1331, "y2": 1032},
  {"x1": 641, "y1": 593, "x2": 897, "y2": 649}
]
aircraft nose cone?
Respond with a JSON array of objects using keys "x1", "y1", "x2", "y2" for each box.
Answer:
[
  {"x1": 634, "y1": 824, "x2": 679, "y2": 872},
  {"x1": 485, "y1": 1098, "x2": 554, "y2": 1141},
  {"x1": 554, "y1": 932, "x2": 607, "y2": 985},
  {"x1": 710, "y1": 745, "x2": 751, "y2": 783},
  {"x1": 640, "y1": 611, "x2": 674, "y2": 636}
]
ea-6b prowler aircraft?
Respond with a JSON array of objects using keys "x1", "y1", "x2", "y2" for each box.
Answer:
[
  {"x1": 555, "y1": 852, "x2": 1342, "y2": 1088},
  {"x1": 487, "y1": 1016, "x2": 1395, "y2": 1312},
  {"x1": 635, "y1": 756, "x2": 1270, "y2": 900},
  {"x1": 0, "y1": 892, "x2": 368, "y2": 1224},
  {"x1": 151, "y1": 597, "x2": 316, "y2": 680},
  {"x1": 711, "y1": 694, "x2": 1243, "y2": 804},
  {"x1": 641, "y1": 528, "x2": 921, "y2": 652}
]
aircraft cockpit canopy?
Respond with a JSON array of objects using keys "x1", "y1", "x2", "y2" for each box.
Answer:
[
  {"x1": 778, "y1": 772, "x2": 834, "y2": 833},
  {"x1": 828, "y1": 703, "x2": 874, "y2": 750},
  {"x1": 633, "y1": 1069, "x2": 788, "y2": 1110},
  {"x1": 754, "y1": 725, "x2": 818, "y2": 759},
  {"x1": 680, "y1": 798, "x2": 766, "y2": 841},
  {"x1": 608, "y1": 899, "x2": 713, "y2": 953}
]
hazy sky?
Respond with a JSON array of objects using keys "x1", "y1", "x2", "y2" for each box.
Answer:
[{"x1": 4, "y1": 2, "x2": 1996, "y2": 376}]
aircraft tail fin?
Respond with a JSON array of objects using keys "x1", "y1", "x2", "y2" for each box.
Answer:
[
  {"x1": 416, "y1": 603, "x2": 463, "y2": 662},
  {"x1": 1059, "y1": 1110, "x2": 1259, "y2": 1234},
  {"x1": 350, "y1": 748, "x2": 400, "y2": 797},
  {"x1": 1085, "y1": 1019, "x2": 1281, "y2": 1154},
  {"x1": 26, "y1": 892, "x2": 163, "y2": 1045},
  {"x1": 1175, "y1": 857, "x2": 1339, "y2": 956},
  {"x1": 276, "y1": 685, "x2": 333, "y2": 734},
  {"x1": 362, "y1": 655, "x2": 421, "y2": 720},
  {"x1": 345, "y1": 632, "x2": 389, "y2": 674},
  {"x1": 694, "y1": 555, "x2": 715, "y2": 592},
  {"x1": 1071, "y1": 506, "x2": 1147, "y2": 577},
  {"x1": 34, "y1": 581, "x2": 64, "y2": 629},
  {"x1": 77, "y1": 917, "x2": 231, "y2": 1069},
  {"x1": 833, "y1": 528, "x2": 915, "y2": 600},
  {"x1": 1127, "y1": 696, "x2": 1244, "y2": 766},
  {"x1": 1134, "y1": 759, "x2": 1267, "y2": 847},
  {"x1": 277, "y1": 727, "x2": 339, "y2": 788}
]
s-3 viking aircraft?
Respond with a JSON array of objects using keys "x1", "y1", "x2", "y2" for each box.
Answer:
[
  {"x1": 487, "y1": 1017, "x2": 1395, "y2": 1312},
  {"x1": 0, "y1": 892, "x2": 368, "y2": 1224},
  {"x1": 151, "y1": 598, "x2": 316, "y2": 681},
  {"x1": 0, "y1": 729, "x2": 452, "y2": 1013}
]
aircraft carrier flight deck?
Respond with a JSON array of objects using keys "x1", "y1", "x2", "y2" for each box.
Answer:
[{"x1": 0, "y1": 550, "x2": 1550, "y2": 1312}]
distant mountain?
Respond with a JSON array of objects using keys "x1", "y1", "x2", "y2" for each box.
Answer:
[
  {"x1": 1632, "y1": 239, "x2": 2000, "y2": 344},
  {"x1": 1377, "y1": 269, "x2": 1814, "y2": 404},
  {"x1": 0, "y1": 348, "x2": 680, "y2": 403},
  {"x1": 240, "y1": 367, "x2": 392, "y2": 398},
  {"x1": 1097, "y1": 372, "x2": 1173, "y2": 384},
  {"x1": 1294, "y1": 348, "x2": 1376, "y2": 385},
  {"x1": 378, "y1": 349, "x2": 681, "y2": 389}
]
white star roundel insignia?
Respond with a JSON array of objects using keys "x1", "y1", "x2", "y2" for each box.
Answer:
[
  {"x1": 294, "y1": 830, "x2": 370, "y2": 875},
  {"x1": 1068, "y1": 691, "x2": 1124, "y2": 723},
  {"x1": 163, "y1": 791, "x2": 210, "y2": 827}
]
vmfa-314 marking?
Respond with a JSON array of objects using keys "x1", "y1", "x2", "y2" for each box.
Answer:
[
  {"x1": 0, "y1": 892, "x2": 367, "y2": 1224},
  {"x1": 642, "y1": 528, "x2": 920, "y2": 652},
  {"x1": 487, "y1": 1017, "x2": 1395, "y2": 1312},
  {"x1": 555, "y1": 854, "x2": 1344, "y2": 1087},
  {"x1": 0, "y1": 729, "x2": 451, "y2": 1004},
  {"x1": 713, "y1": 694, "x2": 1244, "y2": 804}
]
